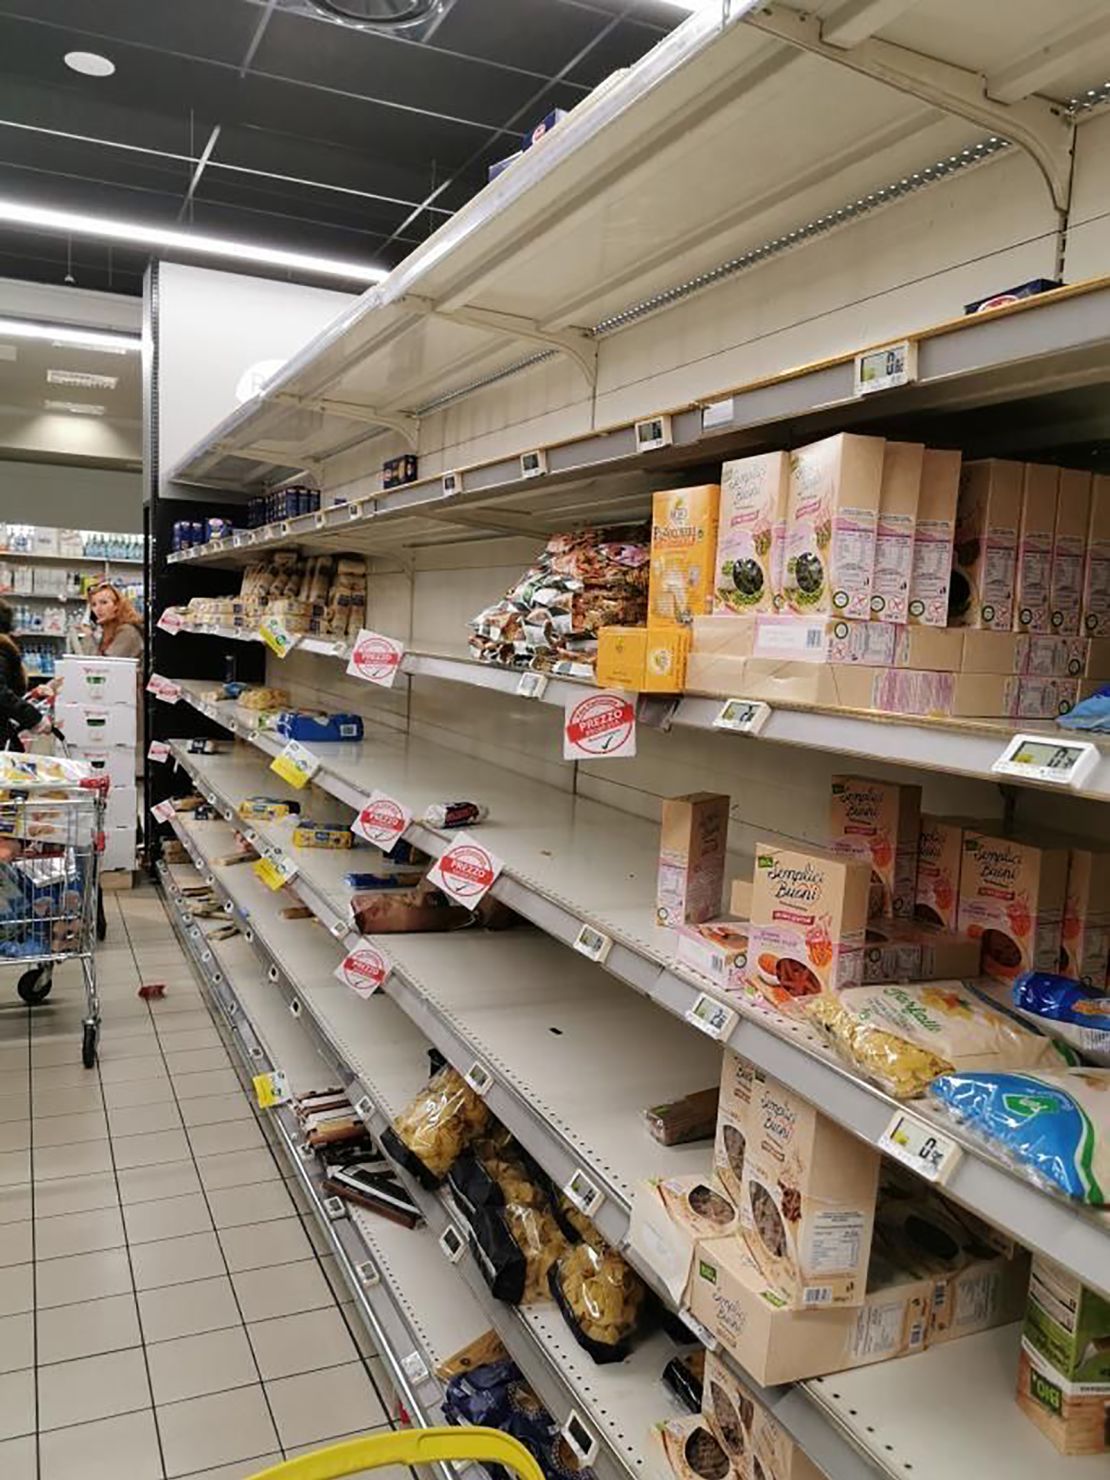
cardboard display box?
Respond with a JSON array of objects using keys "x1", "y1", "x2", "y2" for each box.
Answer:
[
  {"x1": 783, "y1": 433, "x2": 885, "y2": 619},
  {"x1": 958, "y1": 829, "x2": 1068, "y2": 983},
  {"x1": 908, "y1": 447, "x2": 961, "y2": 627},
  {"x1": 871, "y1": 441, "x2": 923, "y2": 625},
  {"x1": 657, "y1": 793, "x2": 729, "y2": 928},
  {"x1": 1051, "y1": 468, "x2": 1092, "y2": 635},
  {"x1": 950, "y1": 459, "x2": 1023, "y2": 630},
  {"x1": 715, "y1": 452, "x2": 790, "y2": 616},
  {"x1": 829, "y1": 775, "x2": 921, "y2": 919},
  {"x1": 649, "y1": 485, "x2": 721, "y2": 629}
]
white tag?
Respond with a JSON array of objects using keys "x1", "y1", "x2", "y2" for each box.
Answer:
[
  {"x1": 685, "y1": 992, "x2": 737, "y2": 1041},
  {"x1": 854, "y1": 338, "x2": 918, "y2": 396},
  {"x1": 330, "y1": 920, "x2": 348, "y2": 939},
  {"x1": 156, "y1": 609, "x2": 184, "y2": 635},
  {"x1": 991, "y1": 734, "x2": 1100, "y2": 789},
  {"x1": 679, "y1": 1309, "x2": 718, "y2": 1352},
  {"x1": 151, "y1": 799, "x2": 176, "y2": 822},
  {"x1": 351, "y1": 791, "x2": 412, "y2": 850},
  {"x1": 401, "y1": 1351, "x2": 429, "y2": 1383},
  {"x1": 353, "y1": 1095, "x2": 374, "y2": 1121},
  {"x1": 634, "y1": 413, "x2": 672, "y2": 452},
  {"x1": 563, "y1": 1168, "x2": 604, "y2": 1218},
  {"x1": 701, "y1": 397, "x2": 734, "y2": 430},
  {"x1": 516, "y1": 670, "x2": 549, "y2": 700},
  {"x1": 464, "y1": 1062, "x2": 493, "y2": 1097},
  {"x1": 713, "y1": 698, "x2": 771, "y2": 735},
  {"x1": 334, "y1": 941, "x2": 391, "y2": 999},
  {"x1": 520, "y1": 448, "x2": 546, "y2": 479},
  {"x1": 324, "y1": 1196, "x2": 346, "y2": 1220},
  {"x1": 427, "y1": 834, "x2": 503, "y2": 907},
  {"x1": 439, "y1": 1225, "x2": 466, "y2": 1263},
  {"x1": 233, "y1": 534, "x2": 244, "y2": 548},
  {"x1": 279, "y1": 520, "x2": 290, "y2": 536},
  {"x1": 348, "y1": 501, "x2": 364, "y2": 519},
  {"x1": 356, "y1": 1259, "x2": 379, "y2": 1286},
  {"x1": 564, "y1": 691, "x2": 636, "y2": 760},
  {"x1": 148, "y1": 741, "x2": 170, "y2": 764},
  {"x1": 346, "y1": 628, "x2": 404, "y2": 687},
  {"x1": 561, "y1": 1412, "x2": 599, "y2": 1468},
  {"x1": 879, "y1": 1110, "x2": 962, "y2": 1184},
  {"x1": 314, "y1": 511, "x2": 327, "y2": 528},
  {"x1": 270, "y1": 740, "x2": 320, "y2": 789},
  {"x1": 573, "y1": 922, "x2": 612, "y2": 963},
  {"x1": 258, "y1": 613, "x2": 299, "y2": 659},
  {"x1": 442, "y1": 471, "x2": 460, "y2": 497}
]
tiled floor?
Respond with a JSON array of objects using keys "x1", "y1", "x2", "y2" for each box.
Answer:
[{"x1": 0, "y1": 883, "x2": 395, "y2": 1480}]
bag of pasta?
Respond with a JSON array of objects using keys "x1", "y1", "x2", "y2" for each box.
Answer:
[
  {"x1": 549, "y1": 1237, "x2": 649, "y2": 1363},
  {"x1": 380, "y1": 1065, "x2": 490, "y2": 1188},
  {"x1": 450, "y1": 1143, "x2": 568, "y2": 1304}
]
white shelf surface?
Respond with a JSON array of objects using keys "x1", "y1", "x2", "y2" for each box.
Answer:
[{"x1": 165, "y1": 707, "x2": 1110, "y2": 1302}]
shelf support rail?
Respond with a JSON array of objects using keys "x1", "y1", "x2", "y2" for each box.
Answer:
[
  {"x1": 746, "y1": 3, "x2": 1076, "y2": 213},
  {"x1": 405, "y1": 297, "x2": 598, "y2": 389},
  {"x1": 272, "y1": 392, "x2": 421, "y2": 451}
]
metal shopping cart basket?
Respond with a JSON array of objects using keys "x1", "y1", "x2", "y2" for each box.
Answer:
[
  {"x1": 245, "y1": 1424, "x2": 546, "y2": 1480},
  {"x1": 0, "y1": 745, "x2": 106, "y2": 1067}
]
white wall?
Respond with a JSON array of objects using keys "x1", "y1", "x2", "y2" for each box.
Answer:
[{"x1": 0, "y1": 460, "x2": 143, "y2": 532}]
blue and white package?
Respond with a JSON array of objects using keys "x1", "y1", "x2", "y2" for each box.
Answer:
[
  {"x1": 274, "y1": 711, "x2": 364, "y2": 743},
  {"x1": 929, "y1": 1067, "x2": 1110, "y2": 1204},
  {"x1": 1057, "y1": 682, "x2": 1110, "y2": 730},
  {"x1": 1012, "y1": 970, "x2": 1110, "y2": 1066}
]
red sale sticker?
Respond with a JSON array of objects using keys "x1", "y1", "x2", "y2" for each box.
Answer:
[
  {"x1": 427, "y1": 834, "x2": 503, "y2": 907},
  {"x1": 346, "y1": 629, "x2": 405, "y2": 688},
  {"x1": 351, "y1": 791, "x2": 412, "y2": 850},
  {"x1": 147, "y1": 741, "x2": 170, "y2": 764},
  {"x1": 563, "y1": 692, "x2": 636, "y2": 760},
  {"x1": 334, "y1": 941, "x2": 391, "y2": 999},
  {"x1": 157, "y1": 609, "x2": 184, "y2": 635}
]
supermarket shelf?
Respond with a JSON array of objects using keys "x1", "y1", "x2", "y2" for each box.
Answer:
[
  {"x1": 167, "y1": 697, "x2": 1110, "y2": 1300},
  {"x1": 1, "y1": 550, "x2": 142, "y2": 565},
  {"x1": 165, "y1": 623, "x2": 1110, "y2": 802},
  {"x1": 158, "y1": 856, "x2": 488, "y2": 1471},
  {"x1": 12, "y1": 629, "x2": 64, "y2": 639}
]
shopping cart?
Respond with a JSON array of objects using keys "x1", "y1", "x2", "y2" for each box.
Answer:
[
  {"x1": 245, "y1": 1424, "x2": 546, "y2": 1480},
  {"x1": 0, "y1": 746, "x2": 106, "y2": 1067}
]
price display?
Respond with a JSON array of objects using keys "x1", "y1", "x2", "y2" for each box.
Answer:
[
  {"x1": 991, "y1": 733, "x2": 1100, "y2": 789},
  {"x1": 713, "y1": 699, "x2": 771, "y2": 735},
  {"x1": 879, "y1": 1110, "x2": 962, "y2": 1184},
  {"x1": 685, "y1": 992, "x2": 737, "y2": 1041},
  {"x1": 854, "y1": 339, "x2": 918, "y2": 396}
]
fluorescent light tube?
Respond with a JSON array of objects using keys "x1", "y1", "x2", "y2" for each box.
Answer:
[
  {"x1": 47, "y1": 368, "x2": 120, "y2": 389},
  {"x1": 43, "y1": 399, "x2": 107, "y2": 415},
  {"x1": 0, "y1": 317, "x2": 139, "y2": 353}
]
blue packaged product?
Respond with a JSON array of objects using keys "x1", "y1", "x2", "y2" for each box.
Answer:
[
  {"x1": 929, "y1": 1067, "x2": 1110, "y2": 1204},
  {"x1": 191, "y1": 521, "x2": 204, "y2": 546},
  {"x1": 1012, "y1": 970, "x2": 1110, "y2": 1066},
  {"x1": 274, "y1": 711, "x2": 364, "y2": 743},
  {"x1": 443, "y1": 1361, "x2": 520, "y2": 1426},
  {"x1": 1058, "y1": 682, "x2": 1110, "y2": 731},
  {"x1": 205, "y1": 517, "x2": 233, "y2": 541}
]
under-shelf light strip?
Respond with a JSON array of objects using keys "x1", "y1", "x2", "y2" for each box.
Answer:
[{"x1": 1067, "y1": 80, "x2": 1110, "y2": 117}]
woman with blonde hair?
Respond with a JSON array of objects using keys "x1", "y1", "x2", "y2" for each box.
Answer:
[{"x1": 74, "y1": 582, "x2": 144, "y2": 659}]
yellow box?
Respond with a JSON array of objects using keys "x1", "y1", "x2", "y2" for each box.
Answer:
[
  {"x1": 596, "y1": 626, "x2": 647, "y2": 689},
  {"x1": 648, "y1": 485, "x2": 720, "y2": 629},
  {"x1": 643, "y1": 627, "x2": 690, "y2": 692}
]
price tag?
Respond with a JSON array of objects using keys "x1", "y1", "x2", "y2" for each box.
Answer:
[
  {"x1": 334, "y1": 941, "x2": 391, "y2": 999},
  {"x1": 561, "y1": 1412, "x2": 599, "y2": 1469},
  {"x1": 516, "y1": 670, "x2": 549, "y2": 700},
  {"x1": 353, "y1": 1095, "x2": 374, "y2": 1122},
  {"x1": 573, "y1": 922, "x2": 612, "y2": 964},
  {"x1": 701, "y1": 397, "x2": 734, "y2": 431},
  {"x1": 464, "y1": 1062, "x2": 493, "y2": 1097},
  {"x1": 713, "y1": 698, "x2": 771, "y2": 735},
  {"x1": 233, "y1": 534, "x2": 245, "y2": 548},
  {"x1": 348, "y1": 501, "x2": 364, "y2": 520},
  {"x1": 324, "y1": 1196, "x2": 346, "y2": 1220},
  {"x1": 879, "y1": 1110, "x2": 962, "y2": 1184},
  {"x1": 854, "y1": 338, "x2": 918, "y2": 396},
  {"x1": 439, "y1": 1225, "x2": 466, "y2": 1263},
  {"x1": 279, "y1": 520, "x2": 290, "y2": 536},
  {"x1": 520, "y1": 449, "x2": 546, "y2": 479},
  {"x1": 270, "y1": 740, "x2": 320, "y2": 790},
  {"x1": 346, "y1": 628, "x2": 405, "y2": 688},
  {"x1": 401, "y1": 1351, "x2": 429, "y2": 1383},
  {"x1": 634, "y1": 413, "x2": 672, "y2": 452},
  {"x1": 253, "y1": 1070, "x2": 289, "y2": 1108},
  {"x1": 314, "y1": 510, "x2": 327, "y2": 529},
  {"x1": 258, "y1": 614, "x2": 299, "y2": 659},
  {"x1": 351, "y1": 791, "x2": 412, "y2": 850},
  {"x1": 356, "y1": 1259, "x2": 380, "y2": 1287},
  {"x1": 427, "y1": 834, "x2": 503, "y2": 907},
  {"x1": 679, "y1": 1309, "x2": 718, "y2": 1352},
  {"x1": 442, "y1": 471, "x2": 460, "y2": 497},
  {"x1": 685, "y1": 992, "x2": 737, "y2": 1041},
  {"x1": 564, "y1": 691, "x2": 636, "y2": 760},
  {"x1": 253, "y1": 855, "x2": 298, "y2": 891},
  {"x1": 156, "y1": 609, "x2": 184, "y2": 635},
  {"x1": 148, "y1": 741, "x2": 170, "y2": 764},
  {"x1": 146, "y1": 672, "x2": 171, "y2": 696},
  {"x1": 151, "y1": 799, "x2": 176, "y2": 823},
  {"x1": 991, "y1": 733, "x2": 1100, "y2": 789},
  {"x1": 563, "y1": 1169, "x2": 604, "y2": 1218}
]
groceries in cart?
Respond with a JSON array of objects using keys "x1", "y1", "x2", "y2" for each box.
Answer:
[{"x1": 0, "y1": 854, "x2": 88, "y2": 956}]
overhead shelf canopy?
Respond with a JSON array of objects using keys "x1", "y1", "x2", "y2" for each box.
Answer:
[{"x1": 170, "y1": 0, "x2": 1110, "y2": 491}]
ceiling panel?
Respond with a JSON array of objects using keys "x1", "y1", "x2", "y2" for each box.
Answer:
[{"x1": 0, "y1": 0, "x2": 260, "y2": 66}]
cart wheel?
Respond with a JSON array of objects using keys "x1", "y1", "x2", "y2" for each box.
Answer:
[
  {"x1": 17, "y1": 968, "x2": 53, "y2": 1005},
  {"x1": 82, "y1": 1023, "x2": 98, "y2": 1069}
]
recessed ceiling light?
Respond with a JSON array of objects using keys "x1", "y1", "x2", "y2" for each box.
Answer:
[
  {"x1": 0, "y1": 317, "x2": 138, "y2": 353},
  {"x1": 64, "y1": 51, "x2": 115, "y2": 78},
  {"x1": 44, "y1": 399, "x2": 107, "y2": 416},
  {"x1": 47, "y1": 368, "x2": 119, "y2": 390}
]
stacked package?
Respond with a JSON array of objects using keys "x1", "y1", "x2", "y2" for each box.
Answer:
[
  {"x1": 180, "y1": 551, "x2": 367, "y2": 640},
  {"x1": 468, "y1": 527, "x2": 649, "y2": 677}
]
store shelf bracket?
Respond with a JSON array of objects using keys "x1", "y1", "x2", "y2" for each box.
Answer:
[
  {"x1": 747, "y1": 3, "x2": 1076, "y2": 211},
  {"x1": 406, "y1": 296, "x2": 599, "y2": 388},
  {"x1": 272, "y1": 392, "x2": 421, "y2": 450}
]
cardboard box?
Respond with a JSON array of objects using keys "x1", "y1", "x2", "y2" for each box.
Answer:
[
  {"x1": 861, "y1": 917, "x2": 980, "y2": 982},
  {"x1": 908, "y1": 448, "x2": 961, "y2": 626},
  {"x1": 730, "y1": 878, "x2": 752, "y2": 919},
  {"x1": 655, "y1": 1416, "x2": 738, "y2": 1480},
  {"x1": 644, "y1": 627, "x2": 690, "y2": 692},
  {"x1": 596, "y1": 627, "x2": 647, "y2": 689},
  {"x1": 714, "y1": 452, "x2": 789, "y2": 615},
  {"x1": 713, "y1": 1048, "x2": 756, "y2": 1206},
  {"x1": 1017, "y1": 634, "x2": 1069, "y2": 677},
  {"x1": 1083, "y1": 472, "x2": 1110, "y2": 636},
  {"x1": 959, "y1": 629, "x2": 1020, "y2": 673},
  {"x1": 1067, "y1": 637, "x2": 1110, "y2": 679},
  {"x1": 1015, "y1": 464, "x2": 1059, "y2": 633},
  {"x1": 749, "y1": 614, "x2": 895, "y2": 665},
  {"x1": 893, "y1": 624, "x2": 963, "y2": 671},
  {"x1": 691, "y1": 614, "x2": 758, "y2": 660},
  {"x1": 916, "y1": 816, "x2": 977, "y2": 929},
  {"x1": 56, "y1": 655, "x2": 138, "y2": 707},
  {"x1": 871, "y1": 442, "x2": 923, "y2": 624},
  {"x1": 1017, "y1": 674, "x2": 1064, "y2": 719},
  {"x1": 958, "y1": 830, "x2": 1069, "y2": 983},
  {"x1": 1051, "y1": 468, "x2": 1092, "y2": 635},
  {"x1": 749, "y1": 840, "x2": 871, "y2": 1007},
  {"x1": 676, "y1": 919, "x2": 749, "y2": 998},
  {"x1": 702, "y1": 1351, "x2": 824, "y2": 1480},
  {"x1": 1061, "y1": 845, "x2": 1110, "y2": 988},
  {"x1": 950, "y1": 459, "x2": 1023, "y2": 629},
  {"x1": 830, "y1": 775, "x2": 922, "y2": 919},
  {"x1": 101, "y1": 825, "x2": 135, "y2": 872},
  {"x1": 104, "y1": 785, "x2": 137, "y2": 830},
  {"x1": 628, "y1": 1175, "x2": 738, "y2": 1306},
  {"x1": 1018, "y1": 1257, "x2": 1110, "y2": 1456},
  {"x1": 32, "y1": 526, "x2": 58, "y2": 556},
  {"x1": 740, "y1": 1069, "x2": 879, "y2": 1308},
  {"x1": 71, "y1": 746, "x2": 135, "y2": 790},
  {"x1": 56, "y1": 702, "x2": 136, "y2": 750},
  {"x1": 649, "y1": 485, "x2": 721, "y2": 629},
  {"x1": 688, "y1": 1235, "x2": 931, "y2": 1386},
  {"x1": 1018, "y1": 1346, "x2": 1110, "y2": 1457},
  {"x1": 657, "y1": 793, "x2": 729, "y2": 927},
  {"x1": 783, "y1": 433, "x2": 885, "y2": 619}
]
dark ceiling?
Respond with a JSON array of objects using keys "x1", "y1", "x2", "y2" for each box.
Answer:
[{"x1": 0, "y1": 0, "x2": 685, "y2": 296}]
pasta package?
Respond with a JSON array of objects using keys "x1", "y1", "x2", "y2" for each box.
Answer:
[
  {"x1": 449, "y1": 1144, "x2": 568, "y2": 1305},
  {"x1": 549, "y1": 1238, "x2": 648, "y2": 1363},
  {"x1": 929, "y1": 1067, "x2": 1110, "y2": 1204},
  {"x1": 380, "y1": 1065, "x2": 490, "y2": 1187},
  {"x1": 701, "y1": 1351, "x2": 823, "y2": 1480},
  {"x1": 807, "y1": 981, "x2": 1068, "y2": 1099},
  {"x1": 1012, "y1": 971, "x2": 1110, "y2": 1066}
]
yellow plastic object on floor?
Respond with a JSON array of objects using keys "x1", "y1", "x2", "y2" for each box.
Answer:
[{"x1": 245, "y1": 1424, "x2": 548, "y2": 1480}]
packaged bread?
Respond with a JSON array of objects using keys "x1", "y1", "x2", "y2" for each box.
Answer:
[
  {"x1": 549, "y1": 1236, "x2": 649, "y2": 1363},
  {"x1": 380, "y1": 1064, "x2": 490, "y2": 1187},
  {"x1": 350, "y1": 886, "x2": 473, "y2": 935},
  {"x1": 807, "y1": 981, "x2": 1068, "y2": 1098},
  {"x1": 237, "y1": 687, "x2": 290, "y2": 711}
]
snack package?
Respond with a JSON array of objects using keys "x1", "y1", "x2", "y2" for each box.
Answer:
[
  {"x1": 929, "y1": 1067, "x2": 1110, "y2": 1204},
  {"x1": 549, "y1": 1238, "x2": 648, "y2": 1364},
  {"x1": 350, "y1": 886, "x2": 473, "y2": 935},
  {"x1": 450, "y1": 1142, "x2": 568, "y2": 1305},
  {"x1": 380, "y1": 1065, "x2": 490, "y2": 1187},
  {"x1": 1012, "y1": 971, "x2": 1110, "y2": 1065},
  {"x1": 656, "y1": 1416, "x2": 737, "y2": 1480},
  {"x1": 807, "y1": 981, "x2": 1067, "y2": 1099}
]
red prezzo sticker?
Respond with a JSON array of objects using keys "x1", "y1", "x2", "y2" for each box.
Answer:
[
  {"x1": 351, "y1": 791, "x2": 412, "y2": 849},
  {"x1": 563, "y1": 692, "x2": 636, "y2": 760},
  {"x1": 334, "y1": 941, "x2": 391, "y2": 999},
  {"x1": 147, "y1": 741, "x2": 170, "y2": 763},
  {"x1": 156, "y1": 609, "x2": 184, "y2": 635},
  {"x1": 346, "y1": 628, "x2": 405, "y2": 688},
  {"x1": 427, "y1": 834, "x2": 503, "y2": 907}
]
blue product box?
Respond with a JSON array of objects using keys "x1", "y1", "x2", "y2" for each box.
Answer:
[
  {"x1": 964, "y1": 278, "x2": 1061, "y2": 314},
  {"x1": 382, "y1": 454, "x2": 418, "y2": 489},
  {"x1": 488, "y1": 151, "x2": 523, "y2": 182},
  {"x1": 275, "y1": 711, "x2": 364, "y2": 743},
  {"x1": 521, "y1": 109, "x2": 567, "y2": 150}
]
